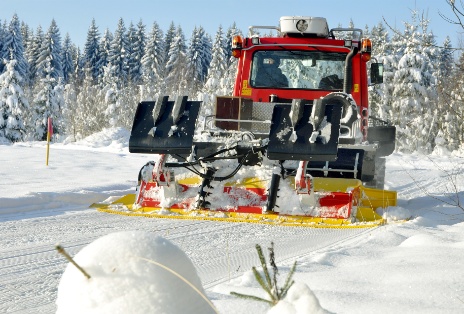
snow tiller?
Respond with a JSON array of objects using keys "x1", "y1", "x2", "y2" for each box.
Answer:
[{"x1": 94, "y1": 16, "x2": 397, "y2": 228}]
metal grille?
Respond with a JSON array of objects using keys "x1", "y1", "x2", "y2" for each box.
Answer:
[{"x1": 250, "y1": 102, "x2": 278, "y2": 133}]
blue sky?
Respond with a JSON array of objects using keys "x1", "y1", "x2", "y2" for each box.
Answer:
[{"x1": 1, "y1": 0, "x2": 460, "y2": 49}]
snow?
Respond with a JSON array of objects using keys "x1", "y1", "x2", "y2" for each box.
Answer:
[
  {"x1": 56, "y1": 231, "x2": 215, "y2": 314},
  {"x1": 1, "y1": 128, "x2": 464, "y2": 313},
  {"x1": 268, "y1": 282, "x2": 328, "y2": 314}
]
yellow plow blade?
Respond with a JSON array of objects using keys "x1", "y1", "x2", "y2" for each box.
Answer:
[
  {"x1": 91, "y1": 195, "x2": 390, "y2": 229},
  {"x1": 356, "y1": 186, "x2": 397, "y2": 222}
]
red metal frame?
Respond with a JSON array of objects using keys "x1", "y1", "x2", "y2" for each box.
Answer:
[{"x1": 137, "y1": 181, "x2": 357, "y2": 219}]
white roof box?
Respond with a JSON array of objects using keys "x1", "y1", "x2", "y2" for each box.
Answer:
[{"x1": 280, "y1": 16, "x2": 329, "y2": 37}]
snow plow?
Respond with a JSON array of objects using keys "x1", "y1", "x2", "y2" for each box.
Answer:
[{"x1": 94, "y1": 16, "x2": 397, "y2": 228}]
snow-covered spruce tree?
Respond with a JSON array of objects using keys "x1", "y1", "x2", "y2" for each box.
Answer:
[
  {"x1": 222, "y1": 23, "x2": 242, "y2": 94},
  {"x1": 452, "y1": 53, "x2": 464, "y2": 152},
  {"x1": 0, "y1": 59, "x2": 29, "y2": 142},
  {"x1": 186, "y1": 26, "x2": 212, "y2": 97},
  {"x1": 51, "y1": 81, "x2": 65, "y2": 138},
  {"x1": 118, "y1": 83, "x2": 139, "y2": 129},
  {"x1": 28, "y1": 19, "x2": 65, "y2": 140},
  {"x1": 26, "y1": 25, "x2": 44, "y2": 85},
  {"x1": 363, "y1": 24, "x2": 370, "y2": 39},
  {"x1": 2, "y1": 14, "x2": 29, "y2": 81},
  {"x1": 141, "y1": 21, "x2": 165, "y2": 100},
  {"x1": 198, "y1": 25, "x2": 228, "y2": 117},
  {"x1": 391, "y1": 11, "x2": 437, "y2": 153},
  {"x1": 83, "y1": 19, "x2": 101, "y2": 82},
  {"x1": 97, "y1": 28, "x2": 113, "y2": 81},
  {"x1": 20, "y1": 21, "x2": 32, "y2": 52},
  {"x1": 108, "y1": 18, "x2": 129, "y2": 87},
  {"x1": 437, "y1": 50, "x2": 464, "y2": 152},
  {"x1": 434, "y1": 37, "x2": 458, "y2": 151},
  {"x1": 73, "y1": 47, "x2": 86, "y2": 88},
  {"x1": 163, "y1": 22, "x2": 176, "y2": 70},
  {"x1": 99, "y1": 63, "x2": 124, "y2": 128},
  {"x1": 37, "y1": 19, "x2": 63, "y2": 81},
  {"x1": 164, "y1": 26, "x2": 188, "y2": 97},
  {"x1": 98, "y1": 62, "x2": 137, "y2": 130},
  {"x1": 0, "y1": 21, "x2": 5, "y2": 74},
  {"x1": 71, "y1": 68, "x2": 104, "y2": 138},
  {"x1": 61, "y1": 82, "x2": 78, "y2": 141},
  {"x1": 127, "y1": 20, "x2": 146, "y2": 85},
  {"x1": 61, "y1": 33, "x2": 75, "y2": 85},
  {"x1": 368, "y1": 21, "x2": 394, "y2": 121},
  {"x1": 30, "y1": 58, "x2": 63, "y2": 140},
  {"x1": 420, "y1": 21, "x2": 442, "y2": 151}
]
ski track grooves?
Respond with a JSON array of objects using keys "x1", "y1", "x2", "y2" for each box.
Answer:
[{"x1": 0, "y1": 202, "x2": 368, "y2": 313}]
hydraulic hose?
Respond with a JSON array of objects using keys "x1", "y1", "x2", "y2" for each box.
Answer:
[{"x1": 343, "y1": 46, "x2": 359, "y2": 94}]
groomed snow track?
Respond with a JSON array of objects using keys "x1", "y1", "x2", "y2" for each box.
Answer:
[{"x1": 0, "y1": 200, "x2": 372, "y2": 313}]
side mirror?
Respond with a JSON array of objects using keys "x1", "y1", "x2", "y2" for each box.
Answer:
[{"x1": 370, "y1": 63, "x2": 384, "y2": 84}]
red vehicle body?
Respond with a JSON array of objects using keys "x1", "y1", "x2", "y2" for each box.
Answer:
[{"x1": 232, "y1": 36, "x2": 370, "y2": 140}]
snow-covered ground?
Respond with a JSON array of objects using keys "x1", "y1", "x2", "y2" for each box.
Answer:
[{"x1": 1, "y1": 128, "x2": 464, "y2": 313}]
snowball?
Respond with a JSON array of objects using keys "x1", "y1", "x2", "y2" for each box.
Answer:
[{"x1": 56, "y1": 231, "x2": 215, "y2": 314}]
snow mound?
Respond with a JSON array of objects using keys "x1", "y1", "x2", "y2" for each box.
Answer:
[
  {"x1": 376, "y1": 206, "x2": 411, "y2": 222},
  {"x1": 63, "y1": 127, "x2": 130, "y2": 151},
  {"x1": 268, "y1": 282, "x2": 330, "y2": 314},
  {"x1": 56, "y1": 231, "x2": 215, "y2": 314}
]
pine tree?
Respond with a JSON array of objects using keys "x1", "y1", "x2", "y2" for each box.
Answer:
[
  {"x1": 61, "y1": 81, "x2": 78, "y2": 140},
  {"x1": 186, "y1": 26, "x2": 212, "y2": 95},
  {"x1": 142, "y1": 21, "x2": 165, "y2": 99},
  {"x1": 436, "y1": 38, "x2": 461, "y2": 151},
  {"x1": 165, "y1": 26, "x2": 188, "y2": 96},
  {"x1": 127, "y1": 20, "x2": 146, "y2": 84},
  {"x1": 73, "y1": 47, "x2": 86, "y2": 87},
  {"x1": 391, "y1": 11, "x2": 437, "y2": 152},
  {"x1": 99, "y1": 64, "x2": 120, "y2": 127},
  {"x1": 98, "y1": 28, "x2": 113, "y2": 81},
  {"x1": 199, "y1": 25, "x2": 228, "y2": 115},
  {"x1": 20, "y1": 21, "x2": 32, "y2": 52},
  {"x1": 72, "y1": 68, "x2": 104, "y2": 137},
  {"x1": 37, "y1": 19, "x2": 63, "y2": 81},
  {"x1": 61, "y1": 33, "x2": 74, "y2": 84},
  {"x1": 451, "y1": 53, "x2": 464, "y2": 151},
  {"x1": 27, "y1": 25, "x2": 44, "y2": 84},
  {"x1": 369, "y1": 21, "x2": 394, "y2": 121},
  {"x1": 2, "y1": 14, "x2": 29, "y2": 80},
  {"x1": 83, "y1": 19, "x2": 101, "y2": 82},
  {"x1": 0, "y1": 20, "x2": 5, "y2": 74},
  {"x1": 99, "y1": 63, "x2": 136, "y2": 129},
  {"x1": 163, "y1": 22, "x2": 176, "y2": 69},
  {"x1": 134, "y1": 20, "x2": 147, "y2": 83},
  {"x1": 109, "y1": 18, "x2": 129, "y2": 86},
  {"x1": 31, "y1": 58, "x2": 62, "y2": 140},
  {"x1": 0, "y1": 60, "x2": 29, "y2": 142}
]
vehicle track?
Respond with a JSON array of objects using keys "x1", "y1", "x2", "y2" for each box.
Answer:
[{"x1": 0, "y1": 204, "x2": 369, "y2": 313}]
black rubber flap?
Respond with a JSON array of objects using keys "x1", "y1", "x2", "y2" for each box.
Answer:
[
  {"x1": 367, "y1": 125, "x2": 396, "y2": 157},
  {"x1": 267, "y1": 103, "x2": 342, "y2": 161},
  {"x1": 129, "y1": 98, "x2": 201, "y2": 154},
  {"x1": 307, "y1": 148, "x2": 365, "y2": 179}
]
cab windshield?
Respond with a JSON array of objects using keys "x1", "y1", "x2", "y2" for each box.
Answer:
[{"x1": 250, "y1": 50, "x2": 347, "y2": 90}]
